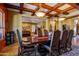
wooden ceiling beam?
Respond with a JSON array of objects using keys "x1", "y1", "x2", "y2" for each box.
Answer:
[
  {"x1": 66, "y1": 14, "x2": 79, "y2": 20},
  {"x1": 24, "y1": 7, "x2": 53, "y2": 17},
  {"x1": 53, "y1": 3, "x2": 65, "y2": 9},
  {"x1": 31, "y1": 5, "x2": 40, "y2": 16},
  {"x1": 4, "y1": 3, "x2": 55, "y2": 17},
  {"x1": 28, "y1": 3, "x2": 54, "y2": 16},
  {"x1": 27, "y1": 3, "x2": 41, "y2": 16},
  {"x1": 42, "y1": 3, "x2": 62, "y2": 13},
  {"x1": 46, "y1": 3, "x2": 65, "y2": 14},
  {"x1": 49, "y1": 4, "x2": 75, "y2": 16},
  {"x1": 44, "y1": 3, "x2": 66, "y2": 17},
  {"x1": 5, "y1": 3, "x2": 35, "y2": 13},
  {"x1": 62, "y1": 7, "x2": 74, "y2": 13},
  {"x1": 42, "y1": 3, "x2": 62, "y2": 17},
  {"x1": 27, "y1": 3, "x2": 39, "y2": 6},
  {"x1": 28, "y1": 3, "x2": 64, "y2": 17},
  {"x1": 23, "y1": 7, "x2": 35, "y2": 13},
  {"x1": 28, "y1": 3, "x2": 62, "y2": 13},
  {"x1": 20, "y1": 3, "x2": 24, "y2": 14},
  {"x1": 23, "y1": 3, "x2": 76, "y2": 17},
  {"x1": 4, "y1": 3, "x2": 20, "y2": 10}
]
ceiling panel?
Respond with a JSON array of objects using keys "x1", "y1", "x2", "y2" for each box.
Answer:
[
  {"x1": 24, "y1": 4, "x2": 38, "y2": 10},
  {"x1": 40, "y1": 8, "x2": 49, "y2": 12},
  {"x1": 45, "y1": 3, "x2": 57, "y2": 7},
  {"x1": 58, "y1": 4, "x2": 71, "y2": 10}
]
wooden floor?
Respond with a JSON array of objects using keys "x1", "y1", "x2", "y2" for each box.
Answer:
[
  {"x1": 0, "y1": 43, "x2": 18, "y2": 56},
  {"x1": 0, "y1": 37, "x2": 79, "y2": 56},
  {"x1": 72, "y1": 37, "x2": 79, "y2": 46}
]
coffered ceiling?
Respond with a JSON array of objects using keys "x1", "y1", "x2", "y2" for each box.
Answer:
[{"x1": 4, "y1": 3, "x2": 79, "y2": 18}]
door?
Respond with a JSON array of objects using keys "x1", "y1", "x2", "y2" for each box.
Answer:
[{"x1": 0, "y1": 4, "x2": 6, "y2": 51}]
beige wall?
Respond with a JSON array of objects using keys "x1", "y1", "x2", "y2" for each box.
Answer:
[
  {"x1": 49, "y1": 17, "x2": 74, "y2": 31},
  {"x1": 7, "y1": 10, "x2": 19, "y2": 31},
  {"x1": 7, "y1": 10, "x2": 19, "y2": 42},
  {"x1": 62, "y1": 18, "x2": 74, "y2": 30}
]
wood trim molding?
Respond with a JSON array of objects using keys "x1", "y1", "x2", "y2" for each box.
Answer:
[{"x1": 66, "y1": 14, "x2": 79, "y2": 20}]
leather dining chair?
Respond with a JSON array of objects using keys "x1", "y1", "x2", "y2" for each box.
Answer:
[
  {"x1": 43, "y1": 30, "x2": 61, "y2": 56},
  {"x1": 16, "y1": 29, "x2": 35, "y2": 56},
  {"x1": 59, "y1": 30, "x2": 69, "y2": 54},
  {"x1": 66, "y1": 30, "x2": 74, "y2": 51}
]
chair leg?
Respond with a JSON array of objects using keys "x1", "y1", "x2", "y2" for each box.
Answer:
[
  {"x1": 18, "y1": 48, "x2": 24, "y2": 56},
  {"x1": 50, "y1": 49, "x2": 59, "y2": 56},
  {"x1": 18, "y1": 47, "x2": 21, "y2": 56},
  {"x1": 48, "y1": 51, "x2": 52, "y2": 56},
  {"x1": 20, "y1": 48, "x2": 24, "y2": 56},
  {"x1": 58, "y1": 49, "x2": 61, "y2": 55}
]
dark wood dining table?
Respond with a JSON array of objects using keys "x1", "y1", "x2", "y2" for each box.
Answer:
[
  {"x1": 31, "y1": 36, "x2": 48, "y2": 55},
  {"x1": 22, "y1": 36, "x2": 48, "y2": 56},
  {"x1": 31, "y1": 36, "x2": 48, "y2": 44}
]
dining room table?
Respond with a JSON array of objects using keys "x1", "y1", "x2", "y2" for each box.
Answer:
[{"x1": 31, "y1": 36, "x2": 48, "y2": 56}]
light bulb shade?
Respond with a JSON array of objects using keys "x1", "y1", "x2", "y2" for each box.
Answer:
[{"x1": 35, "y1": 11, "x2": 45, "y2": 17}]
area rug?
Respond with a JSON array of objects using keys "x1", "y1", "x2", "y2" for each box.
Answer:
[{"x1": 62, "y1": 45, "x2": 79, "y2": 56}]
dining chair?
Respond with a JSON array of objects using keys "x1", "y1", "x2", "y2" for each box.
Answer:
[
  {"x1": 60, "y1": 30, "x2": 69, "y2": 53},
  {"x1": 16, "y1": 29, "x2": 35, "y2": 56},
  {"x1": 51, "y1": 30, "x2": 61, "y2": 55},
  {"x1": 66, "y1": 30, "x2": 74, "y2": 51},
  {"x1": 43, "y1": 30, "x2": 61, "y2": 56}
]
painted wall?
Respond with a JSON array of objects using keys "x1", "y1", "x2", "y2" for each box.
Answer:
[
  {"x1": 62, "y1": 18, "x2": 74, "y2": 30},
  {"x1": 12, "y1": 14, "x2": 22, "y2": 42},
  {"x1": 49, "y1": 17, "x2": 74, "y2": 31},
  {"x1": 7, "y1": 10, "x2": 19, "y2": 42},
  {"x1": 7, "y1": 10, "x2": 19, "y2": 31}
]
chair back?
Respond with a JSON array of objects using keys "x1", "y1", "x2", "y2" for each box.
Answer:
[
  {"x1": 60, "y1": 30, "x2": 69, "y2": 49},
  {"x1": 67, "y1": 30, "x2": 74, "y2": 48},
  {"x1": 69, "y1": 30, "x2": 74, "y2": 41},
  {"x1": 38, "y1": 28, "x2": 42, "y2": 37},
  {"x1": 61, "y1": 30, "x2": 69, "y2": 43},
  {"x1": 51, "y1": 30, "x2": 61, "y2": 49},
  {"x1": 44, "y1": 29, "x2": 48, "y2": 36},
  {"x1": 16, "y1": 29, "x2": 23, "y2": 48}
]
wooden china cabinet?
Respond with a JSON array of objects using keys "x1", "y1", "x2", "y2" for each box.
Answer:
[{"x1": 0, "y1": 4, "x2": 7, "y2": 51}]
